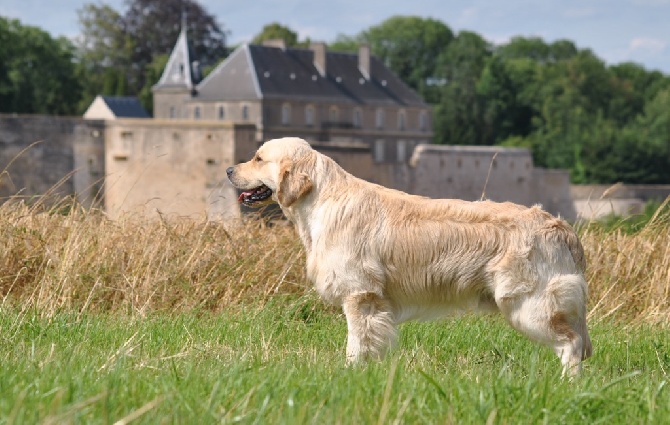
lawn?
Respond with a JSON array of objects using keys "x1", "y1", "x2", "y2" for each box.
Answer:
[{"x1": 1, "y1": 296, "x2": 669, "y2": 424}]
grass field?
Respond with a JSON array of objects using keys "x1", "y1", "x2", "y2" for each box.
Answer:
[
  {"x1": 2, "y1": 299, "x2": 669, "y2": 424},
  {"x1": 0, "y1": 197, "x2": 669, "y2": 423}
]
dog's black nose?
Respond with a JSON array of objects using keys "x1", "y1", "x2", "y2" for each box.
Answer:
[{"x1": 226, "y1": 166, "x2": 234, "y2": 176}]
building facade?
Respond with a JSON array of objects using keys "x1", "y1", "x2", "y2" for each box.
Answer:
[{"x1": 152, "y1": 31, "x2": 433, "y2": 164}]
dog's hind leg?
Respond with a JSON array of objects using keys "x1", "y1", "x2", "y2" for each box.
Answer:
[
  {"x1": 546, "y1": 274, "x2": 592, "y2": 377},
  {"x1": 495, "y1": 274, "x2": 592, "y2": 377},
  {"x1": 342, "y1": 292, "x2": 397, "y2": 364}
]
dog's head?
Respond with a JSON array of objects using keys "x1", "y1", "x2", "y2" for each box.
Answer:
[{"x1": 227, "y1": 137, "x2": 315, "y2": 208}]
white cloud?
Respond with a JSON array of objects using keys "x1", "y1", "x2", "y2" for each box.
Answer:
[{"x1": 629, "y1": 37, "x2": 667, "y2": 54}]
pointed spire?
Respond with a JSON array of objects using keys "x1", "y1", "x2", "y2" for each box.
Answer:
[{"x1": 153, "y1": 14, "x2": 194, "y2": 90}]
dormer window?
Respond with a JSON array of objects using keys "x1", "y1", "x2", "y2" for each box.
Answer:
[
  {"x1": 218, "y1": 105, "x2": 225, "y2": 120},
  {"x1": 242, "y1": 105, "x2": 249, "y2": 121}
]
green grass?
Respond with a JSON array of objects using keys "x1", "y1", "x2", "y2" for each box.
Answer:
[{"x1": 1, "y1": 295, "x2": 668, "y2": 424}]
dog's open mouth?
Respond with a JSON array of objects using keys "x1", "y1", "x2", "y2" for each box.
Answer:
[{"x1": 238, "y1": 184, "x2": 273, "y2": 206}]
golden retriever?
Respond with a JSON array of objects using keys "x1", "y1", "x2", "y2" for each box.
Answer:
[{"x1": 227, "y1": 137, "x2": 592, "y2": 376}]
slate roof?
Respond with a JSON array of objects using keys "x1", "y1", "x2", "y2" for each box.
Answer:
[
  {"x1": 101, "y1": 96, "x2": 150, "y2": 118},
  {"x1": 196, "y1": 44, "x2": 428, "y2": 107}
]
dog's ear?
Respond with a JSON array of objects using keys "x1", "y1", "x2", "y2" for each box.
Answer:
[{"x1": 277, "y1": 158, "x2": 313, "y2": 207}]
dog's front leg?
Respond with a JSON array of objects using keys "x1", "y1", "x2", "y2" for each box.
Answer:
[{"x1": 342, "y1": 292, "x2": 397, "y2": 364}]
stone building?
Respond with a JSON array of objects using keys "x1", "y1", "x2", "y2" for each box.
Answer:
[{"x1": 152, "y1": 28, "x2": 433, "y2": 163}]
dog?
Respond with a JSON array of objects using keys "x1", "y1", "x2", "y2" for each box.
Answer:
[{"x1": 227, "y1": 137, "x2": 592, "y2": 376}]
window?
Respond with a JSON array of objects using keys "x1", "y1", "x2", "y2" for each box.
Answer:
[
  {"x1": 353, "y1": 108, "x2": 362, "y2": 128},
  {"x1": 281, "y1": 103, "x2": 291, "y2": 125},
  {"x1": 218, "y1": 105, "x2": 225, "y2": 120},
  {"x1": 305, "y1": 105, "x2": 315, "y2": 126},
  {"x1": 329, "y1": 106, "x2": 339, "y2": 122},
  {"x1": 398, "y1": 110, "x2": 406, "y2": 131},
  {"x1": 374, "y1": 139, "x2": 385, "y2": 162},
  {"x1": 242, "y1": 105, "x2": 249, "y2": 121},
  {"x1": 169, "y1": 106, "x2": 176, "y2": 119},
  {"x1": 194, "y1": 106, "x2": 201, "y2": 120},
  {"x1": 375, "y1": 108, "x2": 384, "y2": 129},
  {"x1": 419, "y1": 110, "x2": 428, "y2": 132}
]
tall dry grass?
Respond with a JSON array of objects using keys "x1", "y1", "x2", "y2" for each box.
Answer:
[
  {"x1": 0, "y1": 198, "x2": 307, "y2": 317},
  {"x1": 580, "y1": 199, "x2": 670, "y2": 326},
  {"x1": 0, "y1": 196, "x2": 668, "y2": 325}
]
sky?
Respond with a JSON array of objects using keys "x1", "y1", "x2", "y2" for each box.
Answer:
[{"x1": 2, "y1": 0, "x2": 670, "y2": 74}]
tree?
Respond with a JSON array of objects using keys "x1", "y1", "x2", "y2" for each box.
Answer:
[
  {"x1": 138, "y1": 54, "x2": 169, "y2": 114},
  {"x1": 0, "y1": 18, "x2": 13, "y2": 109},
  {"x1": 496, "y1": 37, "x2": 549, "y2": 61},
  {"x1": 123, "y1": 0, "x2": 227, "y2": 86},
  {"x1": 432, "y1": 31, "x2": 491, "y2": 145},
  {"x1": 75, "y1": 3, "x2": 132, "y2": 110},
  {"x1": 478, "y1": 56, "x2": 539, "y2": 144},
  {"x1": 358, "y1": 16, "x2": 454, "y2": 101},
  {"x1": 329, "y1": 34, "x2": 360, "y2": 52},
  {"x1": 0, "y1": 17, "x2": 82, "y2": 115},
  {"x1": 77, "y1": 0, "x2": 228, "y2": 97},
  {"x1": 252, "y1": 23, "x2": 303, "y2": 47}
]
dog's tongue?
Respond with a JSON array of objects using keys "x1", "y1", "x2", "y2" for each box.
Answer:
[{"x1": 238, "y1": 191, "x2": 252, "y2": 203}]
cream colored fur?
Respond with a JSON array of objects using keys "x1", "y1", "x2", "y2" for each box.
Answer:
[{"x1": 227, "y1": 137, "x2": 592, "y2": 376}]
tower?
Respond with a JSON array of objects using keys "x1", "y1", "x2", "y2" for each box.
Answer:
[{"x1": 152, "y1": 15, "x2": 199, "y2": 119}]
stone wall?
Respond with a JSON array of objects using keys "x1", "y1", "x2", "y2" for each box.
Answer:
[
  {"x1": 571, "y1": 184, "x2": 670, "y2": 219},
  {"x1": 0, "y1": 114, "x2": 105, "y2": 207},
  {"x1": 311, "y1": 142, "x2": 576, "y2": 219},
  {"x1": 104, "y1": 119, "x2": 255, "y2": 220},
  {"x1": 1, "y1": 114, "x2": 578, "y2": 221}
]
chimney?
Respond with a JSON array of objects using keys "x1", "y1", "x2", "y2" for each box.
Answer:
[
  {"x1": 262, "y1": 38, "x2": 286, "y2": 50},
  {"x1": 358, "y1": 44, "x2": 370, "y2": 80},
  {"x1": 311, "y1": 42, "x2": 327, "y2": 77}
]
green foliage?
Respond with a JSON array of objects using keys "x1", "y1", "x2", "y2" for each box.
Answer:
[
  {"x1": 74, "y1": 3, "x2": 132, "y2": 112},
  {"x1": 587, "y1": 199, "x2": 670, "y2": 234},
  {"x1": 448, "y1": 35, "x2": 670, "y2": 183},
  {"x1": 138, "y1": 54, "x2": 169, "y2": 114},
  {"x1": 75, "y1": 0, "x2": 227, "y2": 110},
  {"x1": 433, "y1": 31, "x2": 491, "y2": 145},
  {"x1": 328, "y1": 34, "x2": 360, "y2": 53},
  {"x1": 360, "y1": 16, "x2": 454, "y2": 102},
  {"x1": 252, "y1": 22, "x2": 306, "y2": 47},
  {"x1": 0, "y1": 17, "x2": 82, "y2": 115}
]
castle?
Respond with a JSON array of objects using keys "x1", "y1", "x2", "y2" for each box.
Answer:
[{"x1": 0, "y1": 26, "x2": 579, "y2": 221}]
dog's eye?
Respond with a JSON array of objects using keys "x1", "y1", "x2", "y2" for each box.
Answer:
[{"x1": 255, "y1": 156, "x2": 262, "y2": 162}]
